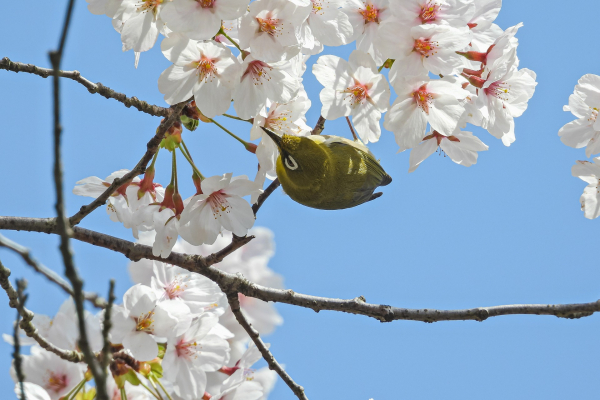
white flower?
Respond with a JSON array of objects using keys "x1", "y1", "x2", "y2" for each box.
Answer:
[
  {"x1": 179, "y1": 174, "x2": 262, "y2": 246},
  {"x1": 299, "y1": 0, "x2": 354, "y2": 55},
  {"x1": 238, "y1": 0, "x2": 312, "y2": 62},
  {"x1": 159, "y1": 37, "x2": 241, "y2": 118},
  {"x1": 467, "y1": 0, "x2": 503, "y2": 52},
  {"x1": 223, "y1": 343, "x2": 263, "y2": 387},
  {"x1": 215, "y1": 19, "x2": 242, "y2": 48},
  {"x1": 17, "y1": 346, "x2": 85, "y2": 400},
  {"x1": 161, "y1": 0, "x2": 248, "y2": 40},
  {"x1": 111, "y1": 284, "x2": 182, "y2": 361},
  {"x1": 163, "y1": 314, "x2": 230, "y2": 400},
  {"x1": 408, "y1": 130, "x2": 488, "y2": 172},
  {"x1": 232, "y1": 55, "x2": 301, "y2": 119},
  {"x1": 341, "y1": 0, "x2": 391, "y2": 64},
  {"x1": 475, "y1": 49, "x2": 537, "y2": 146},
  {"x1": 571, "y1": 158, "x2": 600, "y2": 219},
  {"x1": 118, "y1": 0, "x2": 167, "y2": 53},
  {"x1": 384, "y1": 76, "x2": 469, "y2": 151},
  {"x1": 559, "y1": 74, "x2": 600, "y2": 157},
  {"x1": 313, "y1": 50, "x2": 390, "y2": 143},
  {"x1": 150, "y1": 262, "x2": 225, "y2": 315},
  {"x1": 73, "y1": 169, "x2": 140, "y2": 229},
  {"x1": 389, "y1": 0, "x2": 475, "y2": 28},
  {"x1": 212, "y1": 380, "x2": 264, "y2": 400},
  {"x1": 379, "y1": 23, "x2": 471, "y2": 77}
]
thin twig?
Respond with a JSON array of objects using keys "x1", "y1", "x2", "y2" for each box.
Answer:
[
  {"x1": 2, "y1": 216, "x2": 599, "y2": 324},
  {"x1": 252, "y1": 179, "x2": 280, "y2": 215},
  {"x1": 100, "y1": 280, "x2": 116, "y2": 372},
  {"x1": 49, "y1": 1, "x2": 108, "y2": 398},
  {"x1": 0, "y1": 258, "x2": 84, "y2": 362},
  {"x1": 227, "y1": 294, "x2": 308, "y2": 400},
  {"x1": 13, "y1": 279, "x2": 27, "y2": 400},
  {"x1": 345, "y1": 117, "x2": 358, "y2": 141},
  {"x1": 0, "y1": 58, "x2": 169, "y2": 117},
  {"x1": 68, "y1": 102, "x2": 188, "y2": 226},
  {"x1": 311, "y1": 115, "x2": 326, "y2": 135},
  {"x1": 0, "y1": 234, "x2": 106, "y2": 308}
]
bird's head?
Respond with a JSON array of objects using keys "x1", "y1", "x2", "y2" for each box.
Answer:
[{"x1": 261, "y1": 127, "x2": 329, "y2": 187}]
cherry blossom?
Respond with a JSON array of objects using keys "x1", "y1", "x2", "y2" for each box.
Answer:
[
  {"x1": 118, "y1": 0, "x2": 167, "y2": 53},
  {"x1": 389, "y1": 0, "x2": 475, "y2": 28},
  {"x1": 14, "y1": 383, "x2": 51, "y2": 400},
  {"x1": 467, "y1": 0, "x2": 503, "y2": 52},
  {"x1": 341, "y1": 0, "x2": 391, "y2": 64},
  {"x1": 73, "y1": 169, "x2": 140, "y2": 229},
  {"x1": 313, "y1": 50, "x2": 390, "y2": 143},
  {"x1": 408, "y1": 130, "x2": 488, "y2": 172},
  {"x1": 17, "y1": 346, "x2": 85, "y2": 400},
  {"x1": 159, "y1": 36, "x2": 241, "y2": 118},
  {"x1": 238, "y1": 0, "x2": 312, "y2": 62},
  {"x1": 161, "y1": 0, "x2": 248, "y2": 40},
  {"x1": 571, "y1": 158, "x2": 600, "y2": 219},
  {"x1": 379, "y1": 23, "x2": 471, "y2": 77},
  {"x1": 179, "y1": 174, "x2": 262, "y2": 246},
  {"x1": 111, "y1": 284, "x2": 182, "y2": 361},
  {"x1": 150, "y1": 262, "x2": 226, "y2": 315},
  {"x1": 559, "y1": 74, "x2": 600, "y2": 157},
  {"x1": 232, "y1": 55, "x2": 301, "y2": 119},
  {"x1": 299, "y1": 0, "x2": 354, "y2": 55},
  {"x1": 384, "y1": 76, "x2": 469, "y2": 151},
  {"x1": 163, "y1": 314, "x2": 230, "y2": 400}
]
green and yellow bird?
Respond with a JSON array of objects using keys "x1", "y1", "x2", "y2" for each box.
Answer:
[{"x1": 261, "y1": 127, "x2": 392, "y2": 210}]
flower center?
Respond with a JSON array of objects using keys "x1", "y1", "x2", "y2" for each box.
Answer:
[
  {"x1": 414, "y1": 38, "x2": 438, "y2": 57},
  {"x1": 360, "y1": 3, "x2": 379, "y2": 23},
  {"x1": 243, "y1": 60, "x2": 273, "y2": 84},
  {"x1": 484, "y1": 80, "x2": 510, "y2": 102},
  {"x1": 46, "y1": 372, "x2": 68, "y2": 394},
  {"x1": 138, "y1": 0, "x2": 162, "y2": 15},
  {"x1": 344, "y1": 81, "x2": 369, "y2": 106},
  {"x1": 266, "y1": 108, "x2": 292, "y2": 132},
  {"x1": 256, "y1": 14, "x2": 280, "y2": 36},
  {"x1": 193, "y1": 56, "x2": 217, "y2": 83},
  {"x1": 208, "y1": 190, "x2": 231, "y2": 217},
  {"x1": 164, "y1": 276, "x2": 188, "y2": 300},
  {"x1": 196, "y1": 0, "x2": 214, "y2": 8},
  {"x1": 176, "y1": 338, "x2": 199, "y2": 359},
  {"x1": 419, "y1": 2, "x2": 440, "y2": 24},
  {"x1": 311, "y1": 0, "x2": 324, "y2": 15},
  {"x1": 413, "y1": 85, "x2": 433, "y2": 114},
  {"x1": 135, "y1": 310, "x2": 155, "y2": 333},
  {"x1": 589, "y1": 107, "x2": 599, "y2": 123}
]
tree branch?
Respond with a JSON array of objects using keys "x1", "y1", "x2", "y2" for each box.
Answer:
[
  {"x1": 0, "y1": 257, "x2": 84, "y2": 363},
  {"x1": 13, "y1": 279, "x2": 27, "y2": 400},
  {"x1": 227, "y1": 294, "x2": 307, "y2": 400},
  {"x1": 0, "y1": 234, "x2": 106, "y2": 308},
  {"x1": 68, "y1": 101, "x2": 188, "y2": 226},
  {"x1": 1, "y1": 216, "x2": 599, "y2": 323},
  {"x1": 49, "y1": 2, "x2": 108, "y2": 396},
  {"x1": 311, "y1": 115, "x2": 326, "y2": 135},
  {"x1": 0, "y1": 58, "x2": 169, "y2": 117}
]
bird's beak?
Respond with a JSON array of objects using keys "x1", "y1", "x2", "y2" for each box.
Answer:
[{"x1": 261, "y1": 127, "x2": 282, "y2": 148}]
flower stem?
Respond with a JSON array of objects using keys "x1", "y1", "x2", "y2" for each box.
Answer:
[
  {"x1": 148, "y1": 377, "x2": 165, "y2": 400},
  {"x1": 120, "y1": 387, "x2": 128, "y2": 400},
  {"x1": 64, "y1": 378, "x2": 87, "y2": 400},
  {"x1": 179, "y1": 140, "x2": 205, "y2": 180},
  {"x1": 223, "y1": 113, "x2": 253, "y2": 124},
  {"x1": 209, "y1": 118, "x2": 250, "y2": 148},
  {"x1": 138, "y1": 378, "x2": 161, "y2": 400},
  {"x1": 155, "y1": 377, "x2": 174, "y2": 400},
  {"x1": 220, "y1": 30, "x2": 243, "y2": 53}
]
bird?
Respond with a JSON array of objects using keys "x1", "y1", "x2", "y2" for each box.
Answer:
[{"x1": 261, "y1": 127, "x2": 392, "y2": 210}]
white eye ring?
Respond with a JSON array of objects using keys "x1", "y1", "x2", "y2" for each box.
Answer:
[{"x1": 284, "y1": 155, "x2": 298, "y2": 170}]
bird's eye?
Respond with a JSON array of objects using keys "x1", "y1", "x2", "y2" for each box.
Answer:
[{"x1": 284, "y1": 155, "x2": 298, "y2": 170}]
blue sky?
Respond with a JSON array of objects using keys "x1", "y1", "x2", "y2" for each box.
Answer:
[{"x1": 1, "y1": 1, "x2": 600, "y2": 399}]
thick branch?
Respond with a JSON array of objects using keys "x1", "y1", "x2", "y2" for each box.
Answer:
[
  {"x1": 227, "y1": 294, "x2": 307, "y2": 400},
  {"x1": 69, "y1": 101, "x2": 188, "y2": 226},
  {"x1": 0, "y1": 258, "x2": 84, "y2": 363},
  {"x1": 311, "y1": 115, "x2": 326, "y2": 135},
  {"x1": 1, "y1": 216, "x2": 599, "y2": 323},
  {"x1": 0, "y1": 234, "x2": 106, "y2": 308},
  {"x1": 0, "y1": 58, "x2": 169, "y2": 117}
]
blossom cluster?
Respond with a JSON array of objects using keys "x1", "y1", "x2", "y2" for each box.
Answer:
[
  {"x1": 559, "y1": 74, "x2": 600, "y2": 219},
  {"x1": 8, "y1": 228, "x2": 283, "y2": 400}
]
